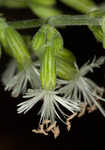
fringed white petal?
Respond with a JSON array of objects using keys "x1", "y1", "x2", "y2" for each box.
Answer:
[
  {"x1": 17, "y1": 89, "x2": 81, "y2": 124},
  {"x1": 2, "y1": 62, "x2": 40, "y2": 97}
]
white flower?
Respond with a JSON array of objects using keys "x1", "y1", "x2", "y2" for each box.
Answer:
[
  {"x1": 2, "y1": 60, "x2": 40, "y2": 97},
  {"x1": 17, "y1": 89, "x2": 81, "y2": 124},
  {"x1": 58, "y1": 56, "x2": 105, "y2": 116}
]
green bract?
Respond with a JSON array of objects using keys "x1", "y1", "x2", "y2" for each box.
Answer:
[
  {"x1": 5, "y1": 25, "x2": 32, "y2": 69},
  {"x1": 32, "y1": 24, "x2": 63, "y2": 57},
  {"x1": 40, "y1": 46, "x2": 56, "y2": 90}
]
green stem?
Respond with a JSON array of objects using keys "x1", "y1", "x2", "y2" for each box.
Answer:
[
  {"x1": 48, "y1": 15, "x2": 101, "y2": 26},
  {"x1": 8, "y1": 19, "x2": 45, "y2": 29},
  {"x1": 7, "y1": 15, "x2": 102, "y2": 30}
]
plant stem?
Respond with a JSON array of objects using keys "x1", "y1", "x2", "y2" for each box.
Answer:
[
  {"x1": 8, "y1": 19, "x2": 45, "y2": 29},
  {"x1": 7, "y1": 15, "x2": 102, "y2": 30},
  {"x1": 48, "y1": 15, "x2": 101, "y2": 26}
]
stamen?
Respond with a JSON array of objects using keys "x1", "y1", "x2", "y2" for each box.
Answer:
[
  {"x1": 78, "y1": 102, "x2": 87, "y2": 117},
  {"x1": 87, "y1": 104, "x2": 97, "y2": 113},
  {"x1": 67, "y1": 112, "x2": 77, "y2": 121},
  {"x1": 51, "y1": 126, "x2": 60, "y2": 139},
  {"x1": 46, "y1": 121, "x2": 57, "y2": 132},
  {"x1": 87, "y1": 87, "x2": 104, "y2": 113},
  {"x1": 66, "y1": 121, "x2": 71, "y2": 131},
  {"x1": 32, "y1": 124, "x2": 48, "y2": 136},
  {"x1": 66, "y1": 113, "x2": 77, "y2": 131}
]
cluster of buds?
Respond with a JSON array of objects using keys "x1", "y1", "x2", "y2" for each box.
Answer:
[{"x1": 0, "y1": 14, "x2": 105, "y2": 138}]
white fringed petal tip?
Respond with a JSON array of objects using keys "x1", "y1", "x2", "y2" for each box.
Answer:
[
  {"x1": 2, "y1": 61, "x2": 40, "y2": 97},
  {"x1": 17, "y1": 89, "x2": 81, "y2": 124}
]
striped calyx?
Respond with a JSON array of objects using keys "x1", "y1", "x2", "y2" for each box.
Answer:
[
  {"x1": 88, "y1": 9, "x2": 105, "y2": 43},
  {"x1": 56, "y1": 57, "x2": 77, "y2": 80},
  {"x1": 32, "y1": 24, "x2": 63, "y2": 57},
  {"x1": 56, "y1": 48, "x2": 77, "y2": 80},
  {"x1": 5, "y1": 25, "x2": 32, "y2": 70},
  {"x1": 101, "y1": 16, "x2": 105, "y2": 48},
  {"x1": 0, "y1": 18, "x2": 11, "y2": 55},
  {"x1": 56, "y1": 48, "x2": 76, "y2": 64},
  {"x1": 88, "y1": 25, "x2": 104, "y2": 42},
  {"x1": 40, "y1": 46, "x2": 56, "y2": 90}
]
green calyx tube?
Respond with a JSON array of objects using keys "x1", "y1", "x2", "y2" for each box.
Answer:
[
  {"x1": 56, "y1": 48, "x2": 76, "y2": 64},
  {"x1": 101, "y1": 16, "x2": 105, "y2": 49},
  {"x1": 5, "y1": 25, "x2": 32, "y2": 70},
  {"x1": 0, "y1": 18, "x2": 11, "y2": 55},
  {"x1": 40, "y1": 46, "x2": 56, "y2": 90}
]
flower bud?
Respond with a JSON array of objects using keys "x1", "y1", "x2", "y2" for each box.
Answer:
[
  {"x1": 5, "y1": 25, "x2": 32, "y2": 69},
  {"x1": 40, "y1": 46, "x2": 56, "y2": 90},
  {"x1": 32, "y1": 24, "x2": 63, "y2": 57},
  {"x1": 56, "y1": 57, "x2": 77, "y2": 80}
]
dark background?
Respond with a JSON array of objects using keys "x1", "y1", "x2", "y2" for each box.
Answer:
[{"x1": 0, "y1": 0, "x2": 105, "y2": 150}]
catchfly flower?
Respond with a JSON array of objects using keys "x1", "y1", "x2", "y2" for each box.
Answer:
[
  {"x1": 1, "y1": 20, "x2": 40, "y2": 97},
  {"x1": 58, "y1": 56, "x2": 105, "y2": 116},
  {"x1": 17, "y1": 41, "x2": 81, "y2": 137}
]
